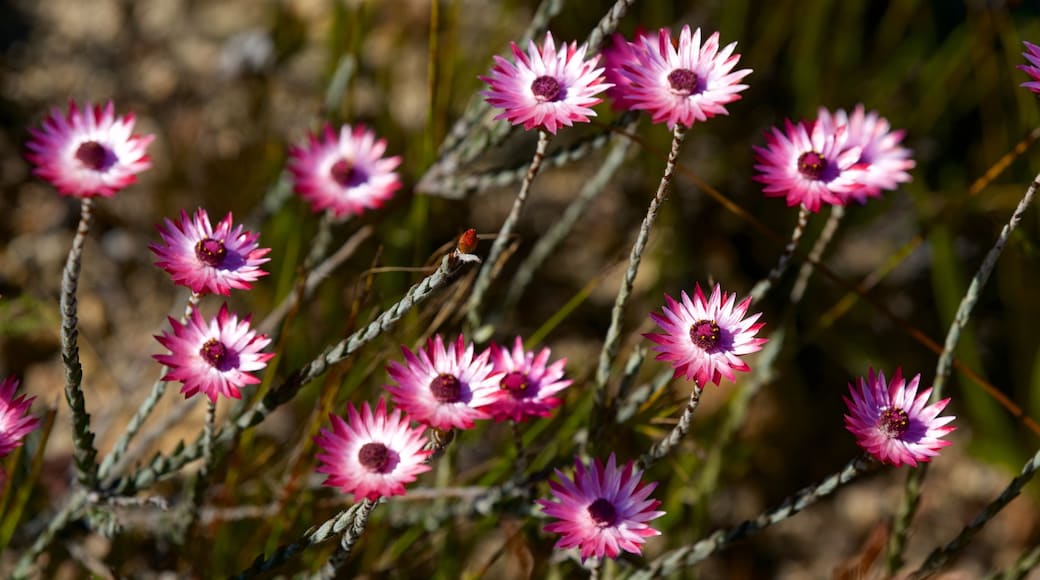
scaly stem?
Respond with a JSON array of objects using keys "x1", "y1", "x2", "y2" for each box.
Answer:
[
  {"x1": 748, "y1": 205, "x2": 811, "y2": 303},
  {"x1": 789, "y1": 204, "x2": 844, "y2": 304},
  {"x1": 178, "y1": 398, "x2": 217, "y2": 542},
  {"x1": 310, "y1": 499, "x2": 376, "y2": 580},
  {"x1": 637, "y1": 386, "x2": 703, "y2": 470},
  {"x1": 466, "y1": 130, "x2": 552, "y2": 335},
  {"x1": 61, "y1": 197, "x2": 100, "y2": 488}
]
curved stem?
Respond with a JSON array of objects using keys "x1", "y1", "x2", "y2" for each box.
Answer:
[
  {"x1": 466, "y1": 130, "x2": 552, "y2": 335},
  {"x1": 310, "y1": 499, "x2": 376, "y2": 580},
  {"x1": 748, "y1": 205, "x2": 811, "y2": 304},
  {"x1": 637, "y1": 386, "x2": 702, "y2": 470},
  {"x1": 593, "y1": 126, "x2": 687, "y2": 430},
  {"x1": 790, "y1": 204, "x2": 844, "y2": 304},
  {"x1": 61, "y1": 197, "x2": 100, "y2": 488}
]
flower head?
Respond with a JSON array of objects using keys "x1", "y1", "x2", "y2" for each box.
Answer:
[
  {"x1": 315, "y1": 398, "x2": 432, "y2": 501},
  {"x1": 611, "y1": 26, "x2": 751, "y2": 129},
  {"x1": 844, "y1": 368, "x2": 956, "y2": 467},
  {"x1": 26, "y1": 100, "x2": 153, "y2": 198},
  {"x1": 645, "y1": 283, "x2": 767, "y2": 387},
  {"x1": 816, "y1": 105, "x2": 914, "y2": 204},
  {"x1": 537, "y1": 454, "x2": 664, "y2": 561},
  {"x1": 483, "y1": 337, "x2": 572, "y2": 422},
  {"x1": 481, "y1": 32, "x2": 609, "y2": 134},
  {"x1": 753, "y1": 119, "x2": 864, "y2": 213},
  {"x1": 150, "y1": 208, "x2": 270, "y2": 296},
  {"x1": 154, "y1": 304, "x2": 273, "y2": 402},
  {"x1": 1019, "y1": 41, "x2": 1040, "y2": 95},
  {"x1": 288, "y1": 124, "x2": 402, "y2": 220},
  {"x1": 0, "y1": 377, "x2": 40, "y2": 457},
  {"x1": 601, "y1": 30, "x2": 649, "y2": 111},
  {"x1": 386, "y1": 335, "x2": 501, "y2": 431}
]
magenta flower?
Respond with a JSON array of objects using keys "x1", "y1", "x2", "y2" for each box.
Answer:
[
  {"x1": 537, "y1": 454, "x2": 664, "y2": 561},
  {"x1": 154, "y1": 304, "x2": 273, "y2": 402},
  {"x1": 816, "y1": 105, "x2": 914, "y2": 204},
  {"x1": 314, "y1": 398, "x2": 432, "y2": 501},
  {"x1": 645, "y1": 283, "x2": 767, "y2": 387},
  {"x1": 612, "y1": 26, "x2": 751, "y2": 129},
  {"x1": 150, "y1": 208, "x2": 270, "y2": 296},
  {"x1": 287, "y1": 124, "x2": 402, "y2": 220},
  {"x1": 753, "y1": 119, "x2": 864, "y2": 213},
  {"x1": 480, "y1": 32, "x2": 609, "y2": 134},
  {"x1": 844, "y1": 368, "x2": 956, "y2": 467},
  {"x1": 483, "y1": 337, "x2": 572, "y2": 423},
  {"x1": 386, "y1": 335, "x2": 501, "y2": 431},
  {"x1": 601, "y1": 30, "x2": 649, "y2": 111},
  {"x1": 0, "y1": 377, "x2": 40, "y2": 457},
  {"x1": 1019, "y1": 41, "x2": 1040, "y2": 95},
  {"x1": 25, "y1": 100, "x2": 153, "y2": 198}
]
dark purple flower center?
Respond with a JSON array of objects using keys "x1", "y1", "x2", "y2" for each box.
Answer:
[
  {"x1": 797, "y1": 151, "x2": 827, "y2": 180},
  {"x1": 689, "y1": 320, "x2": 721, "y2": 351},
  {"x1": 430, "y1": 373, "x2": 462, "y2": 403},
  {"x1": 75, "y1": 141, "x2": 112, "y2": 171},
  {"x1": 330, "y1": 159, "x2": 365, "y2": 187},
  {"x1": 587, "y1": 498, "x2": 617, "y2": 527},
  {"x1": 200, "y1": 339, "x2": 228, "y2": 368},
  {"x1": 500, "y1": 371, "x2": 532, "y2": 398},
  {"x1": 195, "y1": 238, "x2": 228, "y2": 267},
  {"x1": 358, "y1": 442, "x2": 391, "y2": 472},
  {"x1": 667, "y1": 68, "x2": 701, "y2": 96},
  {"x1": 531, "y1": 75, "x2": 562, "y2": 102},
  {"x1": 878, "y1": 407, "x2": 910, "y2": 438}
]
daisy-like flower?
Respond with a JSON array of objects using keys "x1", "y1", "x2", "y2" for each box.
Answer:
[
  {"x1": 386, "y1": 335, "x2": 501, "y2": 431},
  {"x1": 645, "y1": 283, "x2": 767, "y2": 387},
  {"x1": 844, "y1": 368, "x2": 955, "y2": 467},
  {"x1": 25, "y1": 100, "x2": 153, "y2": 198},
  {"x1": 483, "y1": 337, "x2": 572, "y2": 422},
  {"x1": 0, "y1": 376, "x2": 40, "y2": 457},
  {"x1": 287, "y1": 124, "x2": 402, "y2": 220},
  {"x1": 601, "y1": 30, "x2": 648, "y2": 111},
  {"x1": 753, "y1": 119, "x2": 864, "y2": 213},
  {"x1": 816, "y1": 105, "x2": 914, "y2": 204},
  {"x1": 480, "y1": 32, "x2": 610, "y2": 134},
  {"x1": 154, "y1": 304, "x2": 273, "y2": 402},
  {"x1": 537, "y1": 454, "x2": 664, "y2": 561},
  {"x1": 314, "y1": 398, "x2": 432, "y2": 501},
  {"x1": 1019, "y1": 41, "x2": 1040, "y2": 95},
  {"x1": 613, "y1": 26, "x2": 751, "y2": 129},
  {"x1": 150, "y1": 208, "x2": 270, "y2": 296}
]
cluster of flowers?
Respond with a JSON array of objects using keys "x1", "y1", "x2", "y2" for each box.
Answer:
[{"x1": 16, "y1": 18, "x2": 1038, "y2": 565}]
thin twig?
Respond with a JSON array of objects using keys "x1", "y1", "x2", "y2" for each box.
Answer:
[
  {"x1": 790, "y1": 204, "x2": 844, "y2": 303},
  {"x1": 637, "y1": 386, "x2": 703, "y2": 469},
  {"x1": 748, "y1": 206, "x2": 811, "y2": 303},
  {"x1": 11, "y1": 490, "x2": 89, "y2": 578},
  {"x1": 310, "y1": 499, "x2": 376, "y2": 580},
  {"x1": 178, "y1": 398, "x2": 217, "y2": 541}
]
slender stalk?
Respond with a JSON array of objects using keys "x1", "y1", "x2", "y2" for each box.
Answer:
[
  {"x1": 179, "y1": 398, "x2": 217, "y2": 541},
  {"x1": 505, "y1": 123, "x2": 637, "y2": 310},
  {"x1": 310, "y1": 499, "x2": 376, "y2": 580},
  {"x1": 887, "y1": 172, "x2": 1039, "y2": 573},
  {"x1": 60, "y1": 197, "x2": 100, "y2": 488},
  {"x1": 466, "y1": 130, "x2": 552, "y2": 334},
  {"x1": 107, "y1": 250, "x2": 475, "y2": 496},
  {"x1": 789, "y1": 204, "x2": 844, "y2": 303},
  {"x1": 11, "y1": 490, "x2": 89, "y2": 579},
  {"x1": 637, "y1": 386, "x2": 703, "y2": 470},
  {"x1": 512, "y1": 420, "x2": 528, "y2": 477},
  {"x1": 594, "y1": 126, "x2": 687, "y2": 415},
  {"x1": 99, "y1": 292, "x2": 201, "y2": 481},
  {"x1": 635, "y1": 456, "x2": 875, "y2": 578},
  {"x1": 748, "y1": 205, "x2": 811, "y2": 303},
  {"x1": 989, "y1": 543, "x2": 1040, "y2": 580},
  {"x1": 909, "y1": 446, "x2": 1040, "y2": 579}
]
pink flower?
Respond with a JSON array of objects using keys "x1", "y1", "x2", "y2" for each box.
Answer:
[
  {"x1": 314, "y1": 398, "x2": 432, "y2": 501},
  {"x1": 1019, "y1": 41, "x2": 1040, "y2": 95},
  {"x1": 816, "y1": 105, "x2": 914, "y2": 204},
  {"x1": 480, "y1": 32, "x2": 610, "y2": 134},
  {"x1": 154, "y1": 304, "x2": 273, "y2": 402},
  {"x1": 844, "y1": 368, "x2": 956, "y2": 467},
  {"x1": 0, "y1": 376, "x2": 40, "y2": 457},
  {"x1": 645, "y1": 283, "x2": 767, "y2": 387},
  {"x1": 601, "y1": 30, "x2": 649, "y2": 111},
  {"x1": 386, "y1": 335, "x2": 501, "y2": 431},
  {"x1": 483, "y1": 337, "x2": 572, "y2": 423},
  {"x1": 25, "y1": 100, "x2": 153, "y2": 198},
  {"x1": 150, "y1": 209, "x2": 270, "y2": 296},
  {"x1": 612, "y1": 26, "x2": 751, "y2": 129},
  {"x1": 753, "y1": 119, "x2": 864, "y2": 213},
  {"x1": 287, "y1": 124, "x2": 402, "y2": 220},
  {"x1": 537, "y1": 454, "x2": 664, "y2": 561}
]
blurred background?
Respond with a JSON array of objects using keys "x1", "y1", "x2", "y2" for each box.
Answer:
[{"x1": 2, "y1": 0, "x2": 1040, "y2": 577}]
